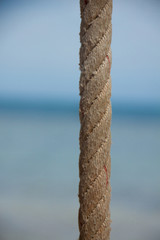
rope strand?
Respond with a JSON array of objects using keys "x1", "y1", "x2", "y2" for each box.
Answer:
[{"x1": 78, "y1": 0, "x2": 113, "y2": 239}]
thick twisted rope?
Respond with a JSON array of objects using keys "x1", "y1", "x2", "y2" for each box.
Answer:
[{"x1": 78, "y1": 0, "x2": 112, "y2": 239}]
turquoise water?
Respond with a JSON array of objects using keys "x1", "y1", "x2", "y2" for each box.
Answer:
[{"x1": 0, "y1": 110, "x2": 159, "y2": 240}]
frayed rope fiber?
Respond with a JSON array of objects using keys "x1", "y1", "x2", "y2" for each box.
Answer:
[{"x1": 78, "y1": 0, "x2": 113, "y2": 239}]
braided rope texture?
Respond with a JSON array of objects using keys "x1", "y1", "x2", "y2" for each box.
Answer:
[{"x1": 78, "y1": 0, "x2": 112, "y2": 239}]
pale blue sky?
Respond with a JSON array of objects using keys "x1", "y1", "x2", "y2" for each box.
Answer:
[{"x1": 0, "y1": 0, "x2": 159, "y2": 104}]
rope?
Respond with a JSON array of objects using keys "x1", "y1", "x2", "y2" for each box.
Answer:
[{"x1": 78, "y1": 0, "x2": 112, "y2": 239}]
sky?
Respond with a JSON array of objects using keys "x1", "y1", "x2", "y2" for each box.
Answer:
[{"x1": 0, "y1": 0, "x2": 159, "y2": 105}]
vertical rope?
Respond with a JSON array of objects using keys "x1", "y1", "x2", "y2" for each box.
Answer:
[{"x1": 78, "y1": 0, "x2": 112, "y2": 239}]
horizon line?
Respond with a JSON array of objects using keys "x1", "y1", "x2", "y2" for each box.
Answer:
[{"x1": 0, "y1": 98, "x2": 159, "y2": 117}]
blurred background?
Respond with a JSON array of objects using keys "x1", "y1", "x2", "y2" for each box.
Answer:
[{"x1": 0, "y1": 0, "x2": 160, "y2": 239}]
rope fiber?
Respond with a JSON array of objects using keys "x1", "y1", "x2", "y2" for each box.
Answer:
[{"x1": 78, "y1": 0, "x2": 112, "y2": 239}]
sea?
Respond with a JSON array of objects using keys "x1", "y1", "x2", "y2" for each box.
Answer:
[{"x1": 0, "y1": 101, "x2": 159, "y2": 240}]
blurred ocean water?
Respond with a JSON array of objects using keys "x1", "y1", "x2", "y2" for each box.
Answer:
[{"x1": 0, "y1": 105, "x2": 159, "y2": 240}]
